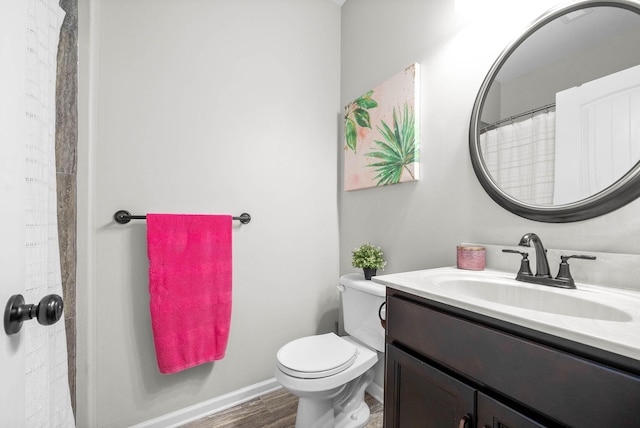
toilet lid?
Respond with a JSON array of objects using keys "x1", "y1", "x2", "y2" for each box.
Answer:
[{"x1": 277, "y1": 333, "x2": 359, "y2": 379}]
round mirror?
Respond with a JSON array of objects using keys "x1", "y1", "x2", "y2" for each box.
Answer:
[{"x1": 470, "y1": 0, "x2": 640, "y2": 222}]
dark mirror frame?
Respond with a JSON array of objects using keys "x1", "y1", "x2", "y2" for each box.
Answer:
[{"x1": 469, "y1": 0, "x2": 640, "y2": 223}]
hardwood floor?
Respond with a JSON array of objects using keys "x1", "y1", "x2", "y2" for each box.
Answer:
[{"x1": 180, "y1": 388, "x2": 383, "y2": 428}]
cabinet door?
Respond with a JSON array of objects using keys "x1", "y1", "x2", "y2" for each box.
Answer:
[
  {"x1": 385, "y1": 345, "x2": 474, "y2": 428},
  {"x1": 477, "y1": 393, "x2": 547, "y2": 428}
]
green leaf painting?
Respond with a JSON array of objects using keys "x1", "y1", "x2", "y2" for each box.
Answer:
[
  {"x1": 344, "y1": 91, "x2": 378, "y2": 153},
  {"x1": 343, "y1": 63, "x2": 419, "y2": 191},
  {"x1": 368, "y1": 103, "x2": 417, "y2": 186}
]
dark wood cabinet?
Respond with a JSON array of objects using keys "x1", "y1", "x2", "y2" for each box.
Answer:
[
  {"x1": 476, "y1": 393, "x2": 545, "y2": 428},
  {"x1": 385, "y1": 345, "x2": 474, "y2": 427},
  {"x1": 384, "y1": 289, "x2": 640, "y2": 427}
]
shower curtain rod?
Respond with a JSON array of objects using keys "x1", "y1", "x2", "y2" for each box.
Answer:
[
  {"x1": 480, "y1": 103, "x2": 556, "y2": 134},
  {"x1": 113, "y1": 210, "x2": 252, "y2": 224}
]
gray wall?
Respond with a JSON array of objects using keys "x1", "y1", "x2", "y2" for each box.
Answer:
[
  {"x1": 76, "y1": 0, "x2": 640, "y2": 426},
  {"x1": 339, "y1": 0, "x2": 640, "y2": 277},
  {"x1": 78, "y1": 0, "x2": 340, "y2": 426},
  {"x1": 500, "y1": 26, "x2": 640, "y2": 118}
]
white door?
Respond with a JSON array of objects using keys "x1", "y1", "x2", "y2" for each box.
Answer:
[
  {"x1": 555, "y1": 64, "x2": 640, "y2": 204},
  {"x1": 0, "y1": 1, "x2": 29, "y2": 424}
]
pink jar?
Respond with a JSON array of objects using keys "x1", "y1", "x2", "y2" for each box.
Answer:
[{"x1": 457, "y1": 245, "x2": 486, "y2": 270}]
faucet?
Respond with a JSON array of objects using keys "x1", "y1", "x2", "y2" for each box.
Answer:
[
  {"x1": 518, "y1": 233, "x2": 551, "y2": 278},
  {"x1": 501, "y1": 233, "x2": 596, "y2": 289}
]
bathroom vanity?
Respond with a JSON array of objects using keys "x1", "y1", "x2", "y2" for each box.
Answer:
[
  {"x1": 375, "y1": 267, "x2": 640, "y2": 428},
  {"x1": 382, "y1": 0, "x2": 640, "y2": 424}
]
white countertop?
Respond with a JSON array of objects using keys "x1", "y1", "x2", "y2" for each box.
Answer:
[{"x1": 373, "y1": 267, "x2": 640, "y2": 362}]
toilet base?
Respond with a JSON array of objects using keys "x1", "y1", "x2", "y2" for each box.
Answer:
[
  {"x1": 335, "y1": 401, "x2": 370, "y2": 428},
  {"x1": 292, "y1": 367, "x2": 375, "y2": 428},
  {"x1": 334, "y1": 366, "x2": 374, "y2": 428},
  {"x1": 295, "y1": 394, "x2": 339, "y2": 428}
]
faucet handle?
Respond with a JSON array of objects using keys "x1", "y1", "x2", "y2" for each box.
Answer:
[
  {"x1": 560, "y1": 254, "x2": 597, "y2": 262},
  {"x1": 502, "y1": 249, "x2": 533, "y2": 277},
  {"x1": 556, "y1": 254, "x2": 596, "y2": 282}
]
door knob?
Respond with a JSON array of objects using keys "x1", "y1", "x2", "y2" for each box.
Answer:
[{"x1": 4, "y1": 294, "x2": 64, "y2": 335}]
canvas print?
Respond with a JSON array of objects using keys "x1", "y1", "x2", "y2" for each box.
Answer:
[{"x1": 344, "y1": 63, "x2": 420, "y2": 191}]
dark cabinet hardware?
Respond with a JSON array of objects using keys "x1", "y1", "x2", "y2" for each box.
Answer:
[{"x1": 459, "y1": 414, "x2": 471, "y2": 428}]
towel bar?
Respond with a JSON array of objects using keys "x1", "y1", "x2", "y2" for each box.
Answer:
[{"x1": 113, "y1": 210, "x2": 251, "y2": 225}]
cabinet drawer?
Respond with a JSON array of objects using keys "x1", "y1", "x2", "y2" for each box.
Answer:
[{"x1": 387, "y1": 295, "x2": 640, "y2": 428}]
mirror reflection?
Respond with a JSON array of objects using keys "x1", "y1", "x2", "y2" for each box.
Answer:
[{"x1": 477, "y1": 5, "x2": 640, "y2": 207}]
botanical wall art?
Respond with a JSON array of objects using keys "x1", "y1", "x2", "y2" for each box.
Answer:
[{"x1": 344, "y1": 63, "x2": 420, "y2": 191}]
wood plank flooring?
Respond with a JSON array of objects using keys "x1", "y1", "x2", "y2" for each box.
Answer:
[{"x1": 179, "y1": 388, "x2": 383, "y2": 428}]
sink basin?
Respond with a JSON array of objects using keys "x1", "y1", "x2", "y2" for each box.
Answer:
[
  {"x1": 432, "y1": 275, "x2": 632, "y2": 322},
  {"x1": 373, "y1": 266, "x2": 640, "y2": 361}
]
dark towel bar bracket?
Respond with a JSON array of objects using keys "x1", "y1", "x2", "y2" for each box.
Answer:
[{"x1": 113, "y1": 210, "x2": 251, "y2": 225}]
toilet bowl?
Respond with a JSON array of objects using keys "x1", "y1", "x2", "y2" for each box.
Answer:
[
  {"x1": 274, "y1": 274, "x2": 386, "y2": 428},
  {"x1": 275, "y1": 334, "x2": 378, "y2": 428}
]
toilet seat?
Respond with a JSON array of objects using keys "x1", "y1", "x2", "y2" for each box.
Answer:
[{"x1": 277, "y1": 333, "x2": 359, "y2": 379}]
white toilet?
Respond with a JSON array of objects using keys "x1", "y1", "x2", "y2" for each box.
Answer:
[{"x1": 275, "y1": 273, "x2": 386, "y2": 428}]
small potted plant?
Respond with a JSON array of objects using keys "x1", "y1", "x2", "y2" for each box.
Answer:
[{"x1": 352, "y1": 243, "x2": 386, "y2": 280}]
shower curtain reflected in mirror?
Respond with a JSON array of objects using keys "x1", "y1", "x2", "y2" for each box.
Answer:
[{"x1": 480, "y1": 111, "x2": 556, "y2": 206}]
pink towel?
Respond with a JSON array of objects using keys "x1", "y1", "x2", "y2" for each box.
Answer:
[{"x1": 147, "y1": 214, "x2": 232, "y2": 374}]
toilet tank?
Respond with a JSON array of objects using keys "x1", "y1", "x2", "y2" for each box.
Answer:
[{"x1": 339, "y1": 273, "x2": 386, "y2": 352}]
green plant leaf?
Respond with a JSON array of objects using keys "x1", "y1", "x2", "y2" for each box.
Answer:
[
  {"x1": 353, "y1": 108, "x2": 371, "y2": 128},
  {"x1": 357, "y1": 98, "x2": 378, "y2": 109},
  {"x1": 345, "y1": 118, "x2": 357, "y2": 152},
  {"x1": 367, "y1": 103, "x2": 417, "y2": 186},
  {"x1": 351, "y1": 243, "x2": 386, "y2": 269},
  {"x1": 356, "y1": 91, "x2": 378, "y2": 109},
  {"x1": 344, "y1": 91, "x2": 378, "y2": 153}
]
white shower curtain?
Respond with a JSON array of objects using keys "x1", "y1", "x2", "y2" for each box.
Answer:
[
  {"x1": 480, "y1": 111, "x2": 556, "y2": 206},
  {"x1": 23, "y1": 0, "x2": 75, "y2": 426}
]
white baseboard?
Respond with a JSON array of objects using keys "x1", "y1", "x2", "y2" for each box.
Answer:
[
  {"x1": 130, "y1": 378, "x2": 281, "y2": 428},
  {"x1": 131, "y1": 376, "x2": 384, "y2": 428}
]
